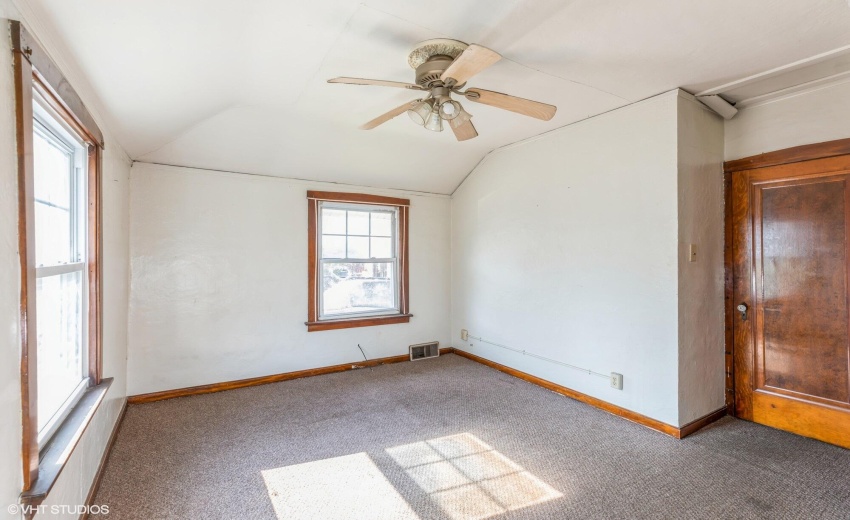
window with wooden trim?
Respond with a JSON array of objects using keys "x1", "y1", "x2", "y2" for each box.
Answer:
[
  {"x1": 306, "y1": 191, "x2": 410, "y2": 332},
  {"x1": 32, "y1": 92, "x2": 91, "y2": 448},
  {"x1": 13, "y1": 21, "x2": 112, "y2": 502}
]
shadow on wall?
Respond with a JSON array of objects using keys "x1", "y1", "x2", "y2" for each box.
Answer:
[{"x1": 261, "y1": 432, "x2": 563, "y2": 520}]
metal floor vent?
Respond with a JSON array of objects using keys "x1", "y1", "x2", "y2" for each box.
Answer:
[{"x1": 410, "y1": 342, "x2": 440, "y2": 361}]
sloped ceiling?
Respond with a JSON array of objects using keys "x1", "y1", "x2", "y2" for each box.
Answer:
[{"x1": 24, "y1": 0, "x2": 850, "y2": 194}]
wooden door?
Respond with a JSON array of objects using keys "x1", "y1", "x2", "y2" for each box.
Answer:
[{"x1": 731, "y1": 152, "x2": 850, "y2": 448}]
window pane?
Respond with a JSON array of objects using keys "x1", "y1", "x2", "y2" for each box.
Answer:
[
  {"x1": 322, "y1": 262, "x2": 395, "y2": 316},
  {"x1": 33, "y1": 129, "x2": 74, "y2": 266},
  {"x1": 321, "y1": 235, "x2": 346, "y2": 258},
  {"x1": 371, "y1": 212, "x2": 392, "y2": 237},
  {"x1": 370, "y1": 237, "x2": 392, "y2": 258},
  {"x1": 33, "y1": 130, "x2": 71, "y2": 208},
  {"x1": 37, "y1": 271, "x2": 84, "y2": 433},
  {"x1": 347, "y1": 236, "x2": 369, "y2": 259},
  {"x1": 348, "y1": 211, "x2": 369, "y2": 235},
  {"x1": 321, "y1": 208, "x2": 346, "y2": 235},
  {"x1": 35, "y1": 202, "x2": 72, "y2": 266}
]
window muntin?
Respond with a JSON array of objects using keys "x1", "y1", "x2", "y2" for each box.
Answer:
[
  {"x1": 32, "y1": 95, "x2": 89, "y2": 448},
  {"x1": 318, "y1": 202, "x2": 400, "y2": 319}
]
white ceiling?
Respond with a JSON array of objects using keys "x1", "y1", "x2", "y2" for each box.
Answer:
[{"x1": 23, "y1": 0, "x2": 850, "y2": 194}]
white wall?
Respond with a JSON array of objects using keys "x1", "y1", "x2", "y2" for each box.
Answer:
[
  {"x1": 0, "y1": 8, "x2": 131, "y2": 518},
  {"x1": 39, "y1": 147, "x2": 131, "y2": 520},
  {"x1": 452, "y1": 92, "x2": 681, "y2": 425},
  {"x1": 677, "y1": 94, "x2": 726, "y2": 424},
  {"x1": 725, "y1": 80, "x2": 850, "y2": 160},
  {"x1": 451, "y1": 90, "x2": 725, "y2": 427},
  {"x1": 127, "y1": 163, "x2": 451, "y2": 395}
]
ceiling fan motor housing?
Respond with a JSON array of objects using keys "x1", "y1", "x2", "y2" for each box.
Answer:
[
  {"x1": 408, "y1": 38, "x2": 469, "y2": 89},
  {"x1": 415, "y1": 56, "x2": 454, "y2": 88}
]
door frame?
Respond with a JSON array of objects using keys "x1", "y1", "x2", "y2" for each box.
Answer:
[{"x1": 723, "y1": 137, "x2": 850, "y2": 417}]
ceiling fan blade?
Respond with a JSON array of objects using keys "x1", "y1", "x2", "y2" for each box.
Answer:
[
  {"x1": 450, "y1": 119, "x2": 478, "y2": 141},
  {"x1": 464, "y1": 88, "x2": 557, "y2": 121},
  {"x1": 328, "y1": 77, "x2": 423, "y2": 90},
  {"x1": 440, "y1": 45, "x2": 501, "y2": 85},
  {"x1": 361, "y1": 100, "x2": 419, "y2": 130}
]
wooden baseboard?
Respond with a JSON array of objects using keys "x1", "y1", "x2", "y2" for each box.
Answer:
[
  {"x1": 452, "y1": 348, "x2": 726, "y2": 439},
  {"x1": 128, "y1": 347, "x2": 456, "y2": 404},
  {"x1": 678, "y1": 406, "x2": 728, "y2": 438},
  {"x1": 81, "y1": 399, "x2": 127, "y2": 520},
  {"x1": 127, "y1": 347, "x2": 726, "y2": 439}
]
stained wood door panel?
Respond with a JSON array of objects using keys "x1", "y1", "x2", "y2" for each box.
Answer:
[
  {"x1": 753, "y1": 392, "x2": 850, "y2": 448},
  {"x1": 757, "y1": 179, "x2": 850, "y2": 405},
  {"x1": 732, "y1": 151, "x2": 850, "y2": 449}
]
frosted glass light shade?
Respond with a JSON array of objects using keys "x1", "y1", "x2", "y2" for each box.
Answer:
[
  {"x1": 424, "y1": 110, "x2": 443, "y2": 132},
  {"x1": 449, "y1": 107, "x2": 472, "y2": 128},
  {"x1": 439, "y1": 100, "x2": 462, "y2": 120},
  {"x1": 407, "y1": 99, "x2": 435, "y2": 126}
]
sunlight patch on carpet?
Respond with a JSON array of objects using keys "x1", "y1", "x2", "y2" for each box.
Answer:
[
  {"x1": 262, "y1": 452, "x2": 419, "y2": 520},
  {"x1": 386, "y1": 433, "x2": 562, "y2": 520}
]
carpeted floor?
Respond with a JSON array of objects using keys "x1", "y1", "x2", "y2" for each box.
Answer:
[{"x1": 94, "y1": 353, "x2": 850, "y2": 519}]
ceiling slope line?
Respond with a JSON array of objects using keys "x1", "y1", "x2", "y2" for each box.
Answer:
[
  {"x1": 134, "y1": 102, "x2": 241, "y2": 160},
  {"x1": 448, "y1": 150, "x2": 496, "y2": 196},
  {"x1": 132, "y1": 161, "x2": 453, "y2": 198},
  {"x1": 498, "y1": 55, "x2": 629, "y2": 102},
  {"x1": 450, "y1": 89, "x2": 683, "y2": 196},
  {"x1": 292, "y1": 4, "x2": 363, "y2": 107}
]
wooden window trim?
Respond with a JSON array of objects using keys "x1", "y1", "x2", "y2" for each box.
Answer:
[
  {"x1": 12, "y1": 20, "x2": 105, "y2": 497},
  {"x1": 306, "y1": 191, "x2": 411, "y2": 332}
]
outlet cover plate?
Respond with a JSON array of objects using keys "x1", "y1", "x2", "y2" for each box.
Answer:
[{"x1": 610, "y1": 372, "x2": 624, "y2": 390}]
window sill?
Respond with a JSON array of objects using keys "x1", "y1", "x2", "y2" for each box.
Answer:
[
  {"x1": 306, "y1": 314, "x2": 412, "y2": 332},
  {"x1": 20, "y1": 378, "x2": 113, "y2": 508}
]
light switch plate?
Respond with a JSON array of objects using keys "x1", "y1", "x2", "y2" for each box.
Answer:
[{"x1": 460, "y1": 329, "x2": 468, "y2": 341}]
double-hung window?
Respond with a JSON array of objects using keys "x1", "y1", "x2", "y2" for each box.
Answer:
[
  {"x1": 14, "y1": 21, "x2": 108, "y2": 498},
  {"x1": 306, "y1": 192, "x2": 410, "y2": 331},
  {"x1": 32, "y1": 96, "x2": 90, "y2": 447}
]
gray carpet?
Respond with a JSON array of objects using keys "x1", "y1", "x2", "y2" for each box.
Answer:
[{"x1": 95, "y1": 354, "x2": 850, "y2": 519}]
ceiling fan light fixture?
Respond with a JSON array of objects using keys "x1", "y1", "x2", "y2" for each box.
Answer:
[
  {"x1": 438, "y1": 100, "x2": 462, "y2": 120},
  {"x1": 407, "y1": 99, "x2": 435, "y2": 126},
  {"x1": 424, "y1": 109, "x2": 443, "y2": 132},
  {"x1": 330, "y1": 39, "x2": 557, "y2": 139},
  {"x1": 448, "y1": 107, "x2": 472, "y2": 129}
]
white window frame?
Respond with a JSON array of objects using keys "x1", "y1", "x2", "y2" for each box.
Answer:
[
  {"x1": 317, "y1": 201, "x2": 401, "y2": 320},
  {"x1": 32, "y1": 94, "x2": 90, "y2": 449}
]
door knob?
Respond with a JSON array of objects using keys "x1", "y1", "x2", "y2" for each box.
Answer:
[{"x1": 737, "y1": 303, "x2": 748, "y2": 321}]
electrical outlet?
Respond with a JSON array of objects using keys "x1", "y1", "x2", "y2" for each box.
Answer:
[
  {"x1": 460, "y1": 329, "x2": 468, "y2": 341},
  {"x1": 610, "y1": 372, "x2": 623, "y2": 390}
]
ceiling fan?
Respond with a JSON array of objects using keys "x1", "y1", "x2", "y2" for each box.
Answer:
[{"x1": 328, "y1": 39, "x2": 557, "y2": 141}]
